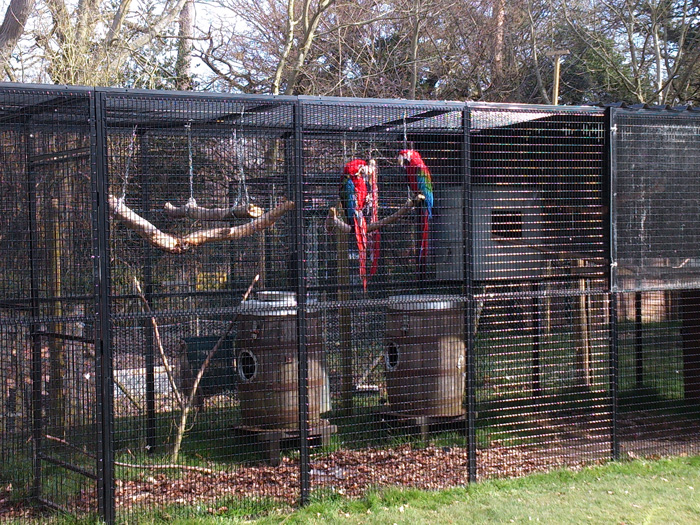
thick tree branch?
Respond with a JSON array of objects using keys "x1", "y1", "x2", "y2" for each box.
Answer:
[
  {"x1": 0, "y1": 0, "x2": 33, "y2": 72},
  {"x1": 163, "y1": 200, "x2": 264, "y2": 220},
  {"x1": 109, "y1": 194, "x2": 293, "y2": 253}
]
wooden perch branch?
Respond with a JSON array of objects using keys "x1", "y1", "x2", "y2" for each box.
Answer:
[
  {"x1": 163, "y1": 200, "x2": 264, "y2": 220},
  {"x1": 180, "y1": 200, "x2": 294, "y2": 247},
  {"x1": 109, "y1": 194, "x2": 180, "y2": 252},
  {"x1": 326, "y1": 194, "x2": 425, "y2": 234},
  {"x1": 108, "y1": 195, "x2": 293, "y2": 253}
]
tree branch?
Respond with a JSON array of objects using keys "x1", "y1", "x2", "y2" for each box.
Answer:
[
  {"x1": 133, "y1": 277, "x2": 183, "y2": 410},
  {"x1": 163, "y1": 200, "x2": 264, "y2": 220},
  {"x1": 326, "y1": 194, "x2": 425, "y2": 234},
  {"x1": 0, "y1": 0, "x2": 33, "y2": 72},
  {"x1": 109, "y1": 195, "x2": 293, "y2": 253},
  {"x1": 44, "y1": 434, "x2": 216, "y2": 475}
]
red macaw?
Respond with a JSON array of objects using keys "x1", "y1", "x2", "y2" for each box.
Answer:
[
  {"x1": 340, "y1": 159, "x2": 369, "y2": 290},
  {"x1": 398, "y1": 149, "x2": 433, "y2": 272}
]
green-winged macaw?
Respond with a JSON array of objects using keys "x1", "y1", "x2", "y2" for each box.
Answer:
[
  {"x1": 340, "y1": 158, "x2": 369, "y2": 290},
  {"x1": 398, "y1": 149, "x2": 433, "y2": 272}
]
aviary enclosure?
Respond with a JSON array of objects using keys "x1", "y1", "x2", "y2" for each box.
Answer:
[{"x1": 1, "y1": 84, "x2": 700, "y2": 522}]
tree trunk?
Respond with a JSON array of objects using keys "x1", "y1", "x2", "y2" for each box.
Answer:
[
  {"x1": 0, "y1": 0, "x2": 33, "y2": 73},
  {"x1": 175, "y1": 0, "x2": 195, "y2": 90}
]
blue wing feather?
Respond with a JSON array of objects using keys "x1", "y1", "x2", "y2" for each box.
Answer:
[{"x1": 343, "y1": 176, "x2": 358, "y2": 219}]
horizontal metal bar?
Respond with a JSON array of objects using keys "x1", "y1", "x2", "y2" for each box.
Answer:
[
  {"x1": 28, "y1": 147, "x2": 91, "y2": 166},
  {"x1": 36, "y1": 331, "x2": 94, "y2": 344},
  {"x1": 38, "y1": 452, "x2": 97, "y2": 480}
]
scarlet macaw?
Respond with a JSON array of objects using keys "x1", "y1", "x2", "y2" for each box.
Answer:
[
  {"x1": 397, "y1": 149, "x2": 433, "y2": 272},
  {"x1": 340, "y1": 159, "x2": 369, "y2": 290}
]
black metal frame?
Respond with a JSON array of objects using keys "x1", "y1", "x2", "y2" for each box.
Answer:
[{"x1": 2, "y1": 83, "x2": 700, "y2": 524}]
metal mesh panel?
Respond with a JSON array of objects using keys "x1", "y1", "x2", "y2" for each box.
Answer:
[
  {"x1": 614, "y1": 110, "x2": 700, "y2": 291},
  {"x1": 613, "y1": 109, "x2": 700, "y2": 461},
  {"x1": 617, "y1": 290, "x2": 700, "y2": 457},
  {"x1": 470, "y1": 105, "x2": 611, "y2": 479},
  {"x1": 100, "y1": 92, "x2": 301, "y2": 518},
  {"x1": 300, "y1": 100, "x2": 470, "y2": 496},
  {"x1": 6, "y1": 85, "x2": 700, "y2": 523},
  {"x1": 0, "y1": 87, "x2": 97, "y2": 516}
]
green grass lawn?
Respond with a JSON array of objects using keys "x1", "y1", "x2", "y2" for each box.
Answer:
[{"x1": 11, "y1": 454, "x2": 699, "y2": 524}]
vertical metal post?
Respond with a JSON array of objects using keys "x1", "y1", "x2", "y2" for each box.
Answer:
[
  {"x1": 93, "y1": 90, "x2": 115, "y2": 523},
  {"x1": 546, "y1": 50, "x2": 569, "y2": 105},
  {"x1": 606, "y1": 107, "x2": 619, "y2": 460},
  {"x1": 140, "y1": 132, "x2": 156, "y2": 452},
  {"x1": 532, "y1": 287, "x2": 542, "y2": 396},
  {"x1": 462, "y1": 106, "x2": 477, "y2": 482},
  {"x1": 25, "y1": 127, "x2": 43, "y2": 501},
  {"x1": 635, "y1": 291, "x2": 643, "y2": 388},
  {"x1": 292, "y1": 101, "x2": 311, "y2": 504}
]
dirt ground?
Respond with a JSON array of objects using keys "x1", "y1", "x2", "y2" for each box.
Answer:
[{"x1": 3, "y1": 412, "x2": 700, "y2": 520}]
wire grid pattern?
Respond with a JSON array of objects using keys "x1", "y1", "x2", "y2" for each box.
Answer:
[
  {"x1": 101, "y1": 92, "x2": 299, "y2": 511},
  {"x1": 300, "y1": 100, "x2": 469, "y2": 494},
  {"x1": 3, "y1": 86, "x2": 700, "y2": 522},
  {"x1": 470, "y1": 106, "x2": 611, "y2": 477},
  {"x1": 614, "y1": 109, "x2": 700, "y2": 460},
  {"x1": 614, "y1": 110, "x2": 700, "y2": 291},
  {"x1": 0, "y1": 87, "x2": 98, "y2": 515}
]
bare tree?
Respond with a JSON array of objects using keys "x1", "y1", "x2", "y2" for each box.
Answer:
[
  {"x1": 0, "y1": 0, "x2": 33, "y2": 77},
  {"x1": 175, "y1": 0, "x2": 196, "y2": 90},
  {"x1": 561, "y1": 0, "x2": 700, "y2": 104},
  {"x1": 200, "y1": 0, "x2": 343, "y2": 95},
  {"x1": 20, "y1": 0, "x2": 196, "y2": 85}
]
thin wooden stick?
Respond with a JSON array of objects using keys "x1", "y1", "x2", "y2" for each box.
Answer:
[
  {"x1": 44, "y1": 434, "x2": 215, "y2": 475},
  {"x1": 170, "y1": 274, "x2": 260, "y2": 462},
  {"x1": 113, "y1": 375, "x2": 144, "y2": 413},
  {"x1": 133, "y1": 277, "x2": 183, "y2": 409},
  {"x1": 163, "y1": 201, "x2": 264, "y2": 220}
]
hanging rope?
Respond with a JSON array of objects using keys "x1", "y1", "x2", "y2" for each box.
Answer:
[
  {"x1": 186, "y1": 121, "x2": 196, "y2": 207},
  {"x1": 232, "y1": 109, "x2": 250, "y2": 208},
  {"x1": 120, "y1": 125, "x2": 138, "y2": 204},
  {"x1": 402, "y1": 111, "x2": 408, "y2": 150}
]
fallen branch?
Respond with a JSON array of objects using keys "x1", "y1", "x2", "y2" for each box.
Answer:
[
  {"x1": 108, "y1": 195, "x2": 293, "y2": 253},
  {"x1": 326, "y1": 194, "x2": 425, "y2": 234},
  {"x1": 44, "y1": 434, "x2": 215, "y2": 475},
  {"x1": 164, "y1": 200, "x2": 264, "y2": 220}
]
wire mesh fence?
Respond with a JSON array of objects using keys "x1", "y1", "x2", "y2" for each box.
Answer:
[{"x1": 1, "y1": 85, "x2": 700, "y2": 523}]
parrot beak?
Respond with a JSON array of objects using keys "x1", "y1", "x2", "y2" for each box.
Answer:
[{"x1": 398, "y1": 150, "x2": 411, "y2": 166}]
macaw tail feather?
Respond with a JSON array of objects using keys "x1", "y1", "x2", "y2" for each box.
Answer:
[
  {"x1": 418, "y1": 208, "x2": 429, "y2": 272},
  {"x1": 370, "y1": 230, "x2": 380, "y2": 277},
  {"x1": 354, "y1": 214, "x2": 368, "y2": 291},
  {"x1": 368, "y1": 160, "x2": 380, "y2": 277}
]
